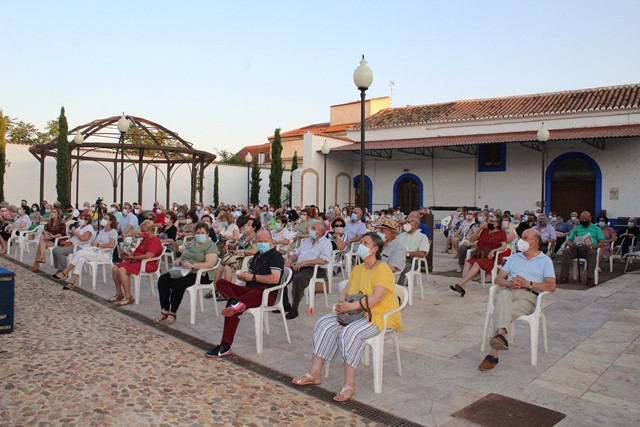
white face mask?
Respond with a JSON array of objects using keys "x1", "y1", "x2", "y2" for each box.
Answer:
[
  {"x1": 134, "y1": 209, "x2": 141, "y2": 215},
  {"x1": 186, "y1": 219, "x2": 192, "y2": 224},
  {"x1": 403, "y1": 223, "x2": 411, "y2": 232},
  {"x1": 100, "y1": 219, "x2": 108, "y2": 227},
  {"x1": 78, "y1": 219, "x2": 86, "y2": 227},
  {"x1": 517, "y1": 239, "x2": 530, "y2": 252}
]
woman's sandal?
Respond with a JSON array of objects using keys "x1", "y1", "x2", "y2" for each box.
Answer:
[
  {"x1": 333, "y1": 385, "x2": 356, "y2": 402},
  {"x1": 62, "y1": 282, "x2": 75, "y2": 291},
  {"x1": 292, "y1": 373, "x2": 321, "y2": 386},
  {"x1": 36, "y1": 257, "x2": 46, "y2": 263},
  {"x1": 117, "y1": 297, "x2": 134, "y2": 306},
  {"x1": 153, "y1": 310, "x2": 170, "y2": 324},
  {"x1": 51, "y1": 271, "x2": 67, "y2": 281},
  {"x1": 163, "y1": 313, "x2": 177, "y2": 325},
  {"x1": 29, "y1": 263, "x2": 39, "y2": 271},
  {"x1": 108, "y1": 294, "x2": 125, "y2": 303},
  {"x1": 449, "y1": 284, "x2": 466, "y2": 297}
]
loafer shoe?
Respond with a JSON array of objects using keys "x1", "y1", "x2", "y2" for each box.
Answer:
[
  {"x1": 479, "y1": 354, "x2": 499, "y2": 371},
  {"x1": 490, "y1": 333, "x2": 509, "y2": 350}
]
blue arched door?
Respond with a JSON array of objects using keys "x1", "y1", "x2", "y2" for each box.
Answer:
[
  {"x1": 545, "y1": 153, "x2": 602, "y2": 218},
  {"x1": 354, "y1": 175, "x2": 372, "y2": 212},
  {"x1": 393, "y1": 173, "x2": 423, "y2": 213}
]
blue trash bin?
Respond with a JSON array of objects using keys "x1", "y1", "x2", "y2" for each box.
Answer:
[{"x1": 0, "y1": 266, "x2": 15, "y2": 334}]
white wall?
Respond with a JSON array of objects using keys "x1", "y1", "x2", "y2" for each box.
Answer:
[{"x1": 3, "y1": 143, "x2": 289, "y2": 208}]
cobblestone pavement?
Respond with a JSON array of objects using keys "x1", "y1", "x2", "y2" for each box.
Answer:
[{"x1": 0, "y1": 258, "x2": 380, "y2": 427}]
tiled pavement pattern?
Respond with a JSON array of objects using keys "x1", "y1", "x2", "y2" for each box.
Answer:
[{"x1": 1, "y1": 236, "x2": 640, "y2": 426}]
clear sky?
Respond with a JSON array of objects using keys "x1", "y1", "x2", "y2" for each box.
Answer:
[{"x1": 2, "y1": 0, "x2": 639, "y2": 155}]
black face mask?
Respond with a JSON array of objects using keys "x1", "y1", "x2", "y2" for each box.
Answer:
[
  {"x1": 487, "y1": 223, "x2": 495, "y2": 231},
  {"x1": 580, "y1": 221, "x2": 590, "y2": 228}
]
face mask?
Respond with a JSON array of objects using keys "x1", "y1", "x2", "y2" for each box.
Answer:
[
  {"x1": 0, "y1": 207, "x2": 6, "y2": 211},
  {"x1": 580, "y1": 221, "x2": 590, "y2": 228},
  {"x1": 84, "y1": 206, "x2": 90, "y2": 211},
  {"x1": 256, "y1": 242, "x2": 270, "y2": 254},
  {"x1": 109, "y1": 207, "x2": 116, "y2": 213},
  {"x1": 134, "y1": 209, "x2": 141, "y2": 215},
  {"x1": 487, "y1": 223, "x2": 495, "y2": 231},
  {"x1": 17, "y1": 209, "x2": 22, "y2": 215},
  {"x1": 351, "y1": 213, "x2": 358, "y2": 221},
  {"x1": 466, "y1": 214, "x2": 473, "y2": 220},
  {"x1": 221, "y1": 221, "x2": 228, "y2": 227},
  {"x1": 477, "y1": 216, "x2": 484, "y2": 223},
  {"x1": 45, "y1": 209, "x2": 51, "y2": 213},
  {"x1": 598, "y1": 221, "x2": 605, "y2": 227},
  {"x1": 522, "y1": 215, "x2": 528, "y2": 221},
  {"x1": 403, "y1": 223, "x2": 411, "y2": 232},
  {"x1": 164, "y1": 217, "x2": 170, "y2": 224},
  {"x1": 357, "y1": 244, "x2": 371, "y2": 260},
  {"x1": 385, "y1": 215, "x2": 391, "y2": 219},
  {"x1": 194, "y1": 234, "x2": 207, "y2": 243},
  {"x1": 502, "y1": 221, "x2": 509, "y2": 229},
  {"x1": 90, "y1": 207, "x2": 96, "y2": 212},
  {"x1": 517, "y1": 239, "x2": 530, "y2": 252},
  {"x1": 342, "y1": 211, "x2": 347, "y2": 216},
  {"x1": 629, "y1": 222, "x2": 635, "y2": 228},
  {"x1": 551, "y1": 217, "x2": 557, "y2": 222},
  {"x1": 186, "y1": 219, "x2": 192, "y2": 224},
  {"x1": 140, "y1": 232, "x2": 151, "y2": 239},
  {"x1": 309, "y1": 229, "x2": 317, "y2": 240},
  {"x1": 300, "y1": 215, "x2": 307, "y2": 221},
  {"x1": 77, "y1": 219, "x2": 86, "y2": 226},
  {"x1": 376, "y1": 232, "x2": 386, "y2": 242},
  {"x1": 372, "y1": 214, "x2": 379, "y2": 220},
  {"x1": 538, "y1": 220, "x2": 547, "y2": 226},
  {"x1": 31, "y1": 207, "x2": 37, "y2": 212},
  {"x1": 50, "y1": 213, "x2": 57, "y2": 218},
  {"x1": 334, "y1": 226, "x2": 344, "y2": 233},
  {"x1": 100, "y1": 219, "x2": 108, "y2": 227},
  {"x1": 275, "y1": 223, "x2": 282, "y2": 231}
]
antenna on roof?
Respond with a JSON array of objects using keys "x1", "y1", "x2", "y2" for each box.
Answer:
[{"x1": 389, "y1": 80, "x2": 395, "y2": 107}]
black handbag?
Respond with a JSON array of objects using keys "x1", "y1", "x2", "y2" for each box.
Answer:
[{"x1": 337, "y1": 293, "x2": 372, "y2": 326}]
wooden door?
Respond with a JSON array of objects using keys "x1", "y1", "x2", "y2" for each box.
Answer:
[
  {"x1": 398, "y1": 178, "x2": 420, "y2": 213},
  {"x1": 549, "y1": 156, "x2": 596, "y2": 217}
]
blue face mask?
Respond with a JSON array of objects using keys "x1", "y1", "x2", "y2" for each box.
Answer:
[
  {"x1": 256, "y1": 242, "x2": 270, "y2": 254},
  {"x1": 222, "y1": 221, "x2": 228, "y2": 227},
  {"x1": 195, "y1": 234, "x2": 207, "y2": 243},
  {"x1": 372, "y1": 214, "x2": 379, "y2": 220},
  {"x1": 598, "y1": 221, "x2": 605, "y2": 227},
  {"x1": 376, "y1": 232, "x2": 386, "y2": 242},
  {"x1": 522, "y1": 215, "x2": 529, "y2": 221},
  {"x1": 275, "y1": 223, "x2": 282, "y2": 230},
  {"x1": 477, "y1": 216, "x2": 484, "y2": 223},
  {"x1": 357, "y1": 244, "x2": 371, "y2": 260},
  {"x1": 342, "y1": 211, "x2": 347, "y2": 216},
  {"x1": 309, "y1": 229, "x2": 317, "y2": 239},
  {"x1": 351, "y1": 213, "x2": 358, "y2": 221}
]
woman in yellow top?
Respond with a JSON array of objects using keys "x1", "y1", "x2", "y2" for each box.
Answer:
[{"x1": 292, "y1": 232, "x2": 401, "y2": 402}]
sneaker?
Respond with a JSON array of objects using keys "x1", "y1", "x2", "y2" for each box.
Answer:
[
  {"x1": 221, "y1": 299, "x2": 246, "y2": 317},
  {"x1": 478, "y1": 355, "x2": 499, "y2": 371},
  {"x1": 205, "y1": 342, "x2": 232, "y2": 358},
  {"x1": 489, "y1": 333, "x2": 509, "y2": 350},
  {"x1": 455, "y1": 267, "x2": 462, "y2": 273}
]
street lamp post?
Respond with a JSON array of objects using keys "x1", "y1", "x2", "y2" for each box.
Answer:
[
  {"x1": 245, "y1": 152, "x2": 253, "y2": 207},
  {"x1": 73, "y1": 132, "x2": 84, "y2": 208},
  {"x1": 537, "y1": 122, "x2": 550, "y2": 213},
  {"x1": 353, "y1": 55, "x2": 373, "y2": 214},
  {"x1": 117, "y1": 113, "x2": 130, "y2": 208},
  {"x1": 321, "y1": 140, "x2": 331, "y2": 213}
]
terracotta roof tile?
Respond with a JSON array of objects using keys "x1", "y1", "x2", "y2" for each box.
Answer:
[
  {"x1": 331, "y1": 124, "x2": 640, "y2": 151},
  {"x1": 273, "y1": 122, "x2": 353, "y2": 139},
  {"x1": 362, "y1": 84, "x2": 640, "y2": 130}
]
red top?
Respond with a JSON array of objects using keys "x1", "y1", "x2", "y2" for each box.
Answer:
[{"x1": 117, "y1": 236, "x2": 164, "y2": 275}]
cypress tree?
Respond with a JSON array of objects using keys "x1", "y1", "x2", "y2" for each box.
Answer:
[
  {"x1": 268, "y1": 128, "x2": 283, "y2": 206},
  {"x1": 56, "y1": 107, "x2": 70, "y2": 206},
  {"x1": 289, "y1": 151, "x2": 298, "y2": 201},
  {"x1": 213, "y1": 165, "x2": 219, "y2": 207},
  {"x1": 0, "y1": 111, "x2": 7, "y2": 202},
  {"x1": 250, "y1": 157, "x2": 261, "y2": 205}
]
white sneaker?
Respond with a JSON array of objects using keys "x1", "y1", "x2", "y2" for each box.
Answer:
[{"x1": 456, "y1": 267, "x2": 462, "y2": 273}]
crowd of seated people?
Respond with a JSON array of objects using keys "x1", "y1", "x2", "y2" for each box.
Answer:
[{"x1": 6, "y1": 196, "x2": 640, "y2": 386}]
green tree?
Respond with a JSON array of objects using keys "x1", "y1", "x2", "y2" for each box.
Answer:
[
  {"x1": 55, "y1": 107, "x2": 70, "y2": 207},
  {"x1": 217, "y1": 149, "x2": 245, "y2": 165},
  {"x1": 268, "y1": 128, "x2": 283, "y2": 207},
  {"x1": 0, "y1": 111, "x2": 8, "y2": 201},
  {"x1": 36, "y1": 119, "x2": 59, "y2": 144},
  {"x1": 250, "y1": 157, "x2": 261, "y2": 205},
  {"x1": 213, "y1": 165, "x2": 219, "y2": 207},
  {"x1": 7, "y1": 119, "x2": 39, "y2": 144},
  {"x1": 288, "y1": 150, "x2": 298, "y2": 203}
]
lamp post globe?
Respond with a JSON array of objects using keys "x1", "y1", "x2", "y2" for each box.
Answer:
[
  {"x1": 353, "y1": 55, "x2": 372, "y2": 215},
  {"x1": 537, "y1": 123, "x2": 550, "y2": 142},
  {"x1": 117, "y1": 114, "x2": 130, "y2": 134}
]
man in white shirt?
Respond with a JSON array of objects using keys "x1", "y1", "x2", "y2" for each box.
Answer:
[
  {"x1": 397, "y1": 217, "x2": 431, "y2": 286},
  {"x1": 343, "y1": 207, "x2": 367, "y2": 245},
  {"x1": 284, "y1": 221, "x2": 332, "y2": 320}
]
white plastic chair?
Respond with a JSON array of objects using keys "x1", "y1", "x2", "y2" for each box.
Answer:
[
  {"x1": 245, "y1": 267, "x2": 293, "y2": 353},
  {"x1": 325, "y1": 249, "x2": 345, "y2": 293},
  {"x1": 571, "y1": 248, "x2": 601, "y2": 284},
  {"x1": 302, "y1": 264, "x2": 329, "y2": 315},
  {"x1": 624, "y1": 250, "x2": 640, "y2": 273},
  {"x1": 342, "y1": 243, "x2": 360, "y2": 278},
  {"x1": 405, "y1": 256, "x2": 429, "y2": 305},
  {"x1": 161, "y1": 248, "x2": 175, "y2": 273},
  {"x1": 186, "y1": 259, "x2": 221, "y2": 324},
  {"x1": 19, "y1": 225, "x2": 46, "y2": 262},
  {"x1": 132, "y1": 252, "x2": 164, "y2": 304},
  {"x1": 481, "y1": 285, "x2": 550, "y2": 365},
  {"x1": 324, "y1": 284, "x2": 409, "y2": 394},
  {"x1": 76, "y1": 247, "x2": 114, "y2": 290},
  {"x1": 465, "y1": 248, "x2": 506, "y2": 288},
  {"x1": 7, "y1": 227, "x2": 31, "y2": 261}
]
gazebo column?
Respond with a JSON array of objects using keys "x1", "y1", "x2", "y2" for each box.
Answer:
[{"x1": 137, "y1": 151, "x2": 144, "y2": 206}]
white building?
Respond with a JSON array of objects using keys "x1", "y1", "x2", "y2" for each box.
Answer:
[{"x1": 291, "y1": 84, "x2": 640, "y2": 223}]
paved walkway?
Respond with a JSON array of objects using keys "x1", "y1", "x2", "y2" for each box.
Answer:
[{"x1": 1, "y1": 236, "x2": 640, "y2": 426}]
